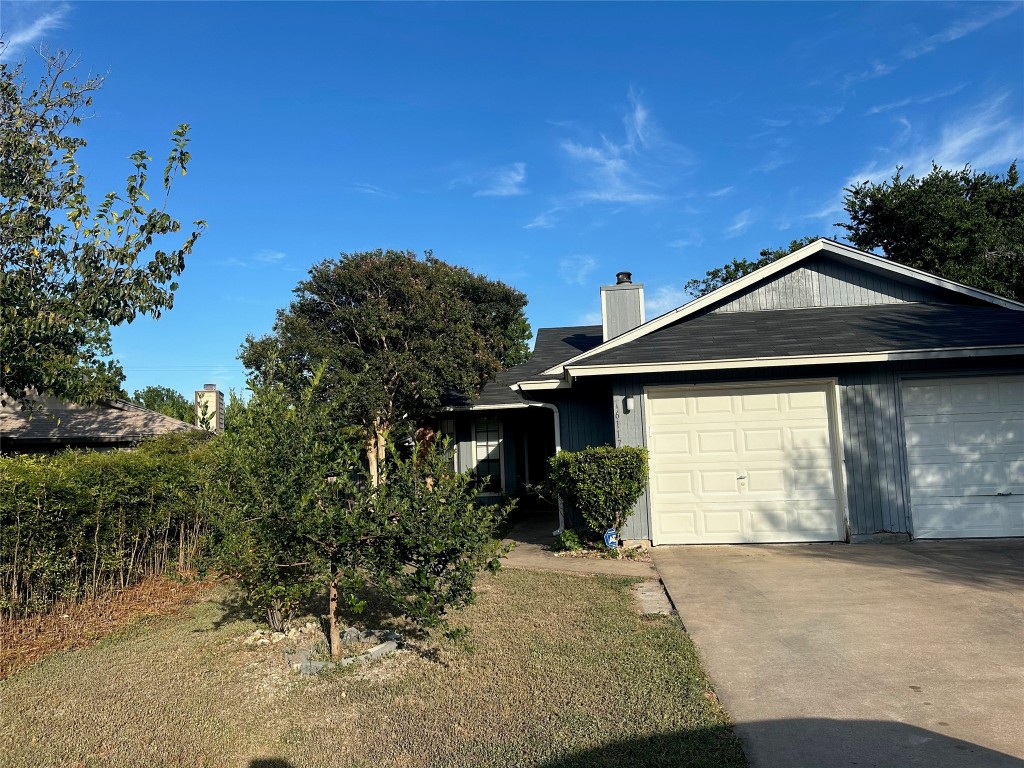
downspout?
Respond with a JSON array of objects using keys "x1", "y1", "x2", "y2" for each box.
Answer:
[{"x1": 534, "y1": 402, "x2": 565, "y2": 535}]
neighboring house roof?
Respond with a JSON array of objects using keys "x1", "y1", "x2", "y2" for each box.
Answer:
[
  {"x1": 568, "y1": 303, "x2": 1024, "y2": 376},
  {"x1": 445, "y1": 325, "x2": 603, "y2": 410},
  {"x1": 540, "y1": 238, "x2": 1024, "y2": 377},
  {"x1": 0, "y1": 395, "x2": 197, "y2": 451}
]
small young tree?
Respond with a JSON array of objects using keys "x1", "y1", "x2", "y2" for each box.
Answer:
[
  {"x1": 547, "y1": 446, "x2": 649, "y2": 541},
  {"x1": 213, "y1": 378, "x2": 508, "y2": 658}
]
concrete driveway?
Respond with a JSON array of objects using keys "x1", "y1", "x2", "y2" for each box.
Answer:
[{"x1": 651, "y1": 540, "x2": 1024, "y2": 768}]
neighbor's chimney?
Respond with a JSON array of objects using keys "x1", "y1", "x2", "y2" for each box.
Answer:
[
  {"x1": 195, "y1": 384, "x2": 225, "y2": 433},
  {"x1": 601, "y1": 272, "x2": 645, "y2": 342}
]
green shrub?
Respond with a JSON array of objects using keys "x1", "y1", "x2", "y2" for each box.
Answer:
[
  {"x1": 0, "y1": 431, "x2": 213, "y2": 618},
  {"x1": 551, "y1": 529, "x2": 583, "y2": 552},
  {"x1": 547, "y1": 446, "x2": 649, "y2": 538}
]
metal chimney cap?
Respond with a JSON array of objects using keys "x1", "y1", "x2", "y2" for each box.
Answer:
[{"x1": 615, "y1": 271, "x2": 633, "y2": 285}]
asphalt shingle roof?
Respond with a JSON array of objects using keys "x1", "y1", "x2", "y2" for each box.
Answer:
[
  {"x1": 0, "y1": 396, "x2": 197, "y2": 448},
  {"x1": 574, "y1": 303, "x2": 1024, "y2": 369},
  {"x1": 448, "y1": 325, "x2": 602, "y2": 408}
]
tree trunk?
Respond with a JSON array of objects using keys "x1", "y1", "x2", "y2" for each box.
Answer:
[
  {"x1": 366, "y1": 438, "x2": 379, "y2": 488},
  {"x1": 328, "y1": 577, "x2": 342, "y2": 660}
]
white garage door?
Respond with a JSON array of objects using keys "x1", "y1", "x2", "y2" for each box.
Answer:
[
  {"x1": 646, "y1": 383, "x2": 844, "y2": 545},
  {"x1": 902, "y1": 376, "x2": 1024, "y2": 539}
]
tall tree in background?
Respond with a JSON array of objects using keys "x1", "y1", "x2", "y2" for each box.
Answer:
[
  {"x1": 0, "y1": 51, "x2": 205, "y2": 407},
  {"x1": 841, "y1": 163, "x2": 1023, "y2": 301},
  {"x1": 240, "y1": 249, "x2": 531, "y2": 484},
  {"x1": 684, "y1": 236, "x2": 821, "y2": 298},
  {"x1": 131, "y1": 385, "x2": 193, "y2": 423}
]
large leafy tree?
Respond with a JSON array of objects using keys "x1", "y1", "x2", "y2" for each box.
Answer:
[
  {"x1": 841, "y1": 163, "x2": 1024, "y2": 301},
  {"x1": 684, "y1": 236, "x2": 820, "y2": 298},
  {"x1": 240, "y1": 249, "x2": 531, "y2": 484},
  {"x1": 130, "y1": 385, "x2": 193, "y2": 423},
  {"x1": 0, "y1": 52, "x2": 205, "y2": 407}
]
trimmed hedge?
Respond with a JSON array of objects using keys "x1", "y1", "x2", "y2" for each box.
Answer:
[
  {"x1": 547, "y1": 446, "x2": 649, "y2": 538},
  {"x1": 0, "y1": 432, "x2": 213, "y2": 617}
]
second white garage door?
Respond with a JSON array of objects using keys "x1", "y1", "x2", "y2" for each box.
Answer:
[{"x1": 646, "y1": 383, "x2": 844, "y2": 545}]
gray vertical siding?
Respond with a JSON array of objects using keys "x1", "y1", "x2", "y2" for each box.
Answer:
[
  {"x1": 612, "y1": 377, "x2": 650, "y2": 541},
  {"x1": 713, "y1": 257, "x2": 945, "y2": 313},
  {"x1": 601, "y1": 283, "x2": 645, "y2": 340},
  {"x1": 556, "y1": 387, "x2": 614, "y2": 452},
  {"x1": 838, "y1": 367, "x2": 912, "y2": 537}
]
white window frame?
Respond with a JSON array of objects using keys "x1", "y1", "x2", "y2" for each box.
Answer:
[{"x1": 471, "y1": 416, "x2": 505, "y2": 496}]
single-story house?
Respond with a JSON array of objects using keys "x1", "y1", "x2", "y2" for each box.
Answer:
[
  {"x1": 0, "y1": 394, "x2": 197, "y2": 454},
  {"x1": 443, "y1": 238, "x2": 1024, "y2": 544}
]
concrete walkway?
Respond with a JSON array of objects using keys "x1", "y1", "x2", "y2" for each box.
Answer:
[
  {"x1": 652, "y1": 540, "x2": 1024, "y2": 768},
  {"x1": 501, "y1": 516, "x2": 656, "y2": 578}
]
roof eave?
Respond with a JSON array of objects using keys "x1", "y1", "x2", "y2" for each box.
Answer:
[{"x1": 566, "y1": 345, "x2": 1024, "y2": 377}]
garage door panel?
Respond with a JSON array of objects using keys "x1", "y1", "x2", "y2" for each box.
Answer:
[
  {"x1": 647, "y1": 384, "x2": 842, "y2": 545},
  {"x1": 902, "y1": 375, "x2": 1024, "y2": 539}
]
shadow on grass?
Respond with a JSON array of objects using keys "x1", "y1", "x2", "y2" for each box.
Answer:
[
  {"x1": 531, "y1": 718, "x2": 1020, "y2": 768},
  {"x1": 249, "y1": 760, "x2": 295, "y2": 768}
]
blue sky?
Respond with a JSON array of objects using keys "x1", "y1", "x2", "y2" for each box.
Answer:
[{"x1": 2, "y1": 1, "x2": 1022, "y2": 399}]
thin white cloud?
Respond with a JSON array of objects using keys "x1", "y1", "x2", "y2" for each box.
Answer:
[
  {"x1": 0, "y1": 3, "x2": 69, "y2": 61},
  {"x1": 558, "y1": 254, "x2": 597, "y2": 286},
  {"x1": 725, "y1": 209, "x2": 754, "y2": 238},
  {"x1": 474, "y1": 162, "x2": 527, "y2": 197},
  {"x1": 556, "y1": 91, "x2": 691, "y2": 205},
  {"x1": 578, "y1": 310, "x2": 602, "y2": 326},
  {"x1": 254, "y1": 249, "x2": 287, "y2": 264},
  {"x1": 707, "y1": 186, "x2": 734, "y2": 198},
  {"x1": 645, "y1": 286, "x2": 688, "y2": 317},
  {"x1": 350, "y1": 182, "x2": 391, "y2": 197},
  {"x1": 865, "y1": 85, "x2": 966, "y2": 116},
  {"x1": 842, "y1": 6, "x2": 1018, "y2": 90},
  {"x1": 524, "y1": 209, "x2": 558, "y2": 229},
  {"x1": 813, "y1": 93, "x2": 1024, "y2": 219},
  {"x1": 902, "y1": 4, "x2": 1019, "y2": 60},
  {"x1": 761, "y1": 118, "x2": 791, "y2": 128}
]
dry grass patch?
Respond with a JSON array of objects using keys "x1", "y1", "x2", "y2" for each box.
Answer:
[
  {"x1": 0, "y1": 576, "x2": 216, "y2": 680},
  {"x1": 0, "y1": 570, "x2": 746, "y2": 768}
]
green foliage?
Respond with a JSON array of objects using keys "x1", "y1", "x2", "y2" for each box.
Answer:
[
  {"x1": 239, "y1": 249, "x2": 532, "y2": 480},
  {"x1": 208, "y1": 380, "x2": 362, "y2": 630},
  {"x1": 547, "y1": 446, "x2": 649, "y2": 536},
  {"x1": 0, "y1": 431, "x2": 213, "y2": 617},
  {"x1": 131, "y1": 385, "x2": 193, "y2": 423},
  {"x1": 683, "y1": 236, "x2": 821, "y2": 298},
  {"x1": 0, "y1": 52, "x2": 205, "y2": 407},
  {"x1": 210, "y1": 380, "x2": 507, "y2": 636},
  {"x1": 551, "y1": 529, "x2": 582, "y2": 552},
  {"x1": 362, "y1": 442, "x2": 510, "y2": 629},
  {"x1": 841, "y1": 162, "x2": 1024, "y2": 301}
]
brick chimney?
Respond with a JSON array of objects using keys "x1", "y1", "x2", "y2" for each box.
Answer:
[{"x1": 600, "y1": 272, "x2": 645, "y2": 342}]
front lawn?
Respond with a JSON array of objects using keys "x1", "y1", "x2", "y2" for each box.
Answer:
[{"x1": 0, "y1": 570, "x2": 746, "y2": 768}]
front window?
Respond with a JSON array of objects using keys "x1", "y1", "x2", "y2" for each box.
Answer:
[{"x1": 473, "y1": 416, "x2": 502, "y2": 494}]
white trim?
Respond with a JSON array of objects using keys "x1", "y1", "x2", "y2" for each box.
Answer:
[
  {"x1": 517, "y1": 379, "x2": 572, "y2": 391},
  {"x1": 643, "y1": 378, "x2": 848, "y2": 546},
  {"x1": 533, "y1": 401, "x2": 566, "y2": 535},
  {"x1": 539, "y1": 238, "x2": 1024, "y2": 377},
  {"x1": 600, "y1": 288, "x2": 610, "y2": 343},
  {"x1": 442, "y1": 403, "x2": 532, "y2": 415},
  {"x1": 470, "y1": 415, "x2": 505, "y2": 496},
  {"x1": 567, "y1": 345, "x2": 1024, "y2": 378}
]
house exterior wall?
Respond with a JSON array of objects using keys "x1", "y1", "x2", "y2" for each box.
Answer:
[
  {"x1": 711, "y1": 257, "x2": 951, "y2": 314},
  {"x1": 609, "y1": 357, "x2": 1024, "y2": 543}
]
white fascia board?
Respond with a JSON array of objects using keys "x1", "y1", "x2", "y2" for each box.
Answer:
[
  {"x1": 541, "y1": 238, "x2": 1024, "y2": 377},
  {"x1": 566, "y1": 345, "x2": 1024, "y2": 377},
  {"x1": 517, "y1": 379, "x2": 572, "y2": 391},
  {"x1": 441, "y1": 402, "x2": 532, "y2": 412}
]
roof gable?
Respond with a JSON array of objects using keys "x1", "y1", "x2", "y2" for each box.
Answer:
[{"x1": 540, "y1": 239, "x2": 1024, "y2": 376}]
